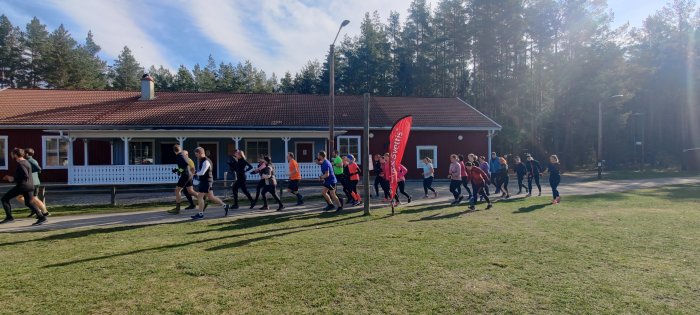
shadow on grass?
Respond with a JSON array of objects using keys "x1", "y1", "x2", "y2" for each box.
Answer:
[
  {"x1": 513, "y1": 203, "x2": 550, "y2": 214},
  {"x1": 43, "y1": 211, "x2": 378, "y2": 268},
  {"x1": 410, "y1": 209, "x2": 476, "y2": 221}
]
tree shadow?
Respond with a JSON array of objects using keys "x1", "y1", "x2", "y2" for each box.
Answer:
[
  {"x1": 43, "y1": 212, "x2": 378, "y2": 268},
  {"x1": 410, "y1": 209, "x2": 475, "y2": 221}
]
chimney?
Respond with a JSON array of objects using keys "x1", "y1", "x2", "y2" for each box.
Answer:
[{"x1": 140, "y1": 73, "x2": 155, "y2": 100}]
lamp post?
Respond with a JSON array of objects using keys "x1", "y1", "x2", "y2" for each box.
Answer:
[
  {"x1": 597, "y1": 94, "x2": 624, "y2": 179},
  {"x1": 329, "y1": 19, "x2": 350, "y2": 152}
]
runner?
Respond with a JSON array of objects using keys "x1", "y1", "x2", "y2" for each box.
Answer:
[
  {"x1": 478, "y1": 156, "x2": 491, "y2": 198},
  {"x1": 346, "y1": 155, "x2": 362, "y2": 206},
  {"x1": 259, "y1": 156, "x2": 284, "y2": 211},
  {"x1": 317, "y1": 151, "x2": 343, "y2": 212},
  {"x1": 338, "y1": 155, "x2": 353, "y2": 205},
  {"x1": 332, "y1": 150, "x2": 347, "y2": 205},
  {"x1": 22, "y1": 148, "x2": 49, "y2": 217},
  {"x1": 544, "y1": 155, "x2": 562, "y2": 204},
  {"x1": 514, "y1": 156, "x2": 528, "y2": 194},
  {"x1": 421, "y1": 157, "x2": 437, "y2": 198},
  {"x1": 392, "y1": 163, "x2": 411, "y2": 204},
  {"x1": 497, "y1": 156, "x2": 510, "y2": 199},
  {"x1": 448, "y1": 154, "x2": 464, "y2": 205},
  {"x1": 249, "y1": 155, "x2": 267, "y2": 209},
  {"x1": 380, "y1": 153, "x2": 391, "y2": 201},
  {"x1": 231, "y1": 150, "x2": 254, "y2": 209},
  {"x1": 190, "y1": 147, "x2": 230, "y2": 220},
  {"x1": 287, "y1": 152, "x2": 304, "y2": 206},
  {"x1": 525, "y1": 154, "x2": 543, "y2": 197},
  {"x1": 372, "y1": 154, "x2": 382, "y2": 198},
  {"x1": 168, "y1": 144, "x2": 197, "y2": 214},
  {"x1": 458, "y1": 154, "x2": 472, "y2": 200},
  {"x1": 489, "y1": 152, "x2": 502, "y2": 194},
  {"x1": 467, "y1": 161, "x2": 493, "y2": 211},
  {"x1": 1, "y1": 148, "x2": 46, "y2": 225}
]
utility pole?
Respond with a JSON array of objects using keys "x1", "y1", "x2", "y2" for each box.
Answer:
[{"x1": 363, "y1": 93, "x2": 371, "y2": 216}]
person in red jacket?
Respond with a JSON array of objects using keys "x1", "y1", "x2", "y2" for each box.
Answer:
[{"x1": 466, "y1": 162, "x2": 493, "y2": 211}]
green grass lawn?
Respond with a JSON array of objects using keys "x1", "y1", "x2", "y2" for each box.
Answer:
[
  {"x1": 1, "y1": 186, "x2": 699, "y2": 314},
  {"x1": 592, "y1": 169, "x2": 700, "y2": 181}
]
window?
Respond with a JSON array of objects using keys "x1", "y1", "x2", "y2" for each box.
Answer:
[
  {"x1": 337, "y1": 136, "x2": 361, "y2": 164},
  {"x1": 416, "y1": 145, "x2": 438, "y2": 169},
  {"x1": 0, "y1": 136, "x2": 7, "y2": 170},
  {"x1": 129, "y1": 140, "x2": 155, "y2": 165},
  {"x1": 245, "y1": 140, "x2": 270, "y2": 163},
  {"x1": 43, "y1": 136, "x2": 70, "y2": 169}
]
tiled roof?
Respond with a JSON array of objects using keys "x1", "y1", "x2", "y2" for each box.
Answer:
[{"x1": 0, "y1": 89, "x2": 500, "y2": 130}]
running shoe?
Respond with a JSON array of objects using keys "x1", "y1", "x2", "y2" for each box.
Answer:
[
  {"x1": 423, "y1": 194, "x2": 429, "y2": 199},
  {"x1": 296, "y1": 200, "x2": 304, "y2": 206},
  {"x1": 260, "y1": 206, "x2": 270, "y2": 210},
  {"x1": 468, "y1": 205, "x2": 476, "y2": 211},
  {"x1": 231, "y1": 204, "x2": 239, "y2": 210},
  {"x1": 184, "y1": 204, "x2": 197, "y2": 210},
  {"x1": 433, "y1": 191, "x2": 438, "y2": 198},
  {"x1": 249, "y1": 202, "x2": 256, "y2": 209},
  {"x1": 224, "y1": 204, "x2": 230, "y2": 217},
  {"x1": 31, "y1": 217, "x2": 47, "y2": 226},
  {"x1": 485, "y1": 203, "x2": 493, "y2": 210},
  {"x1": 277, "y1": 205, "x2": 285, "y2": 212},
  {"x1": 43, "y1": 212, "x2": 51, "y2": 217},
  {"x1": 525, "y1": 194, "x2": 531, "y2": 197},
  {"x1": 335, "y1": 207, "x2": 343, "y2": 213},
  {"x1": 27, "y1": 212, "x2": 36, "y2": 218},
  {"x1": 556, "y1": 196, "x2": 561, "y2": 203},
  {"x1": 0, "y1": 217, "x2": 15, "y2": 224},
  {"x1": 191, "y1": 213, "x2": 204, "y2": 220},
  {"x1": 167, "y1": 208, "x2": 180, "y2": 215},
  {"x1": 537, "y1": 192, "x2": 541, "y2": 196},
  {"x1": 458, "y1": 196, "x2": 464, "y2": 203},
  {"x1": 324, "y1": 204, "x2": 336, "y2": 211},
  {"x1": 407, "y1": 196, "x2": 412, "y2": 203}
]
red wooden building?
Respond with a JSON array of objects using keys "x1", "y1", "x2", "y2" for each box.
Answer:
[{"x1": 0, "y1": 83, "x2": 500, "y2": 184}]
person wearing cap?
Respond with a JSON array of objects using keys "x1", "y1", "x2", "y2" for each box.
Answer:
[
  {"x1": 346, "y1": 154, "x2": 362, "y2": 206},
  {"x1": 525, "y1": 154, "x2": 543, "y2": 197},
  {"x1": 287, "y1": 152, "x2": 304, "y2": 206},
  {"x1": 466, "y1": 161, "x2": 493, "y2": 211}
]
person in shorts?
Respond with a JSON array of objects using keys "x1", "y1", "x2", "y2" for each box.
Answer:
[
  {"x1": 317, "y1": 151, "x2": 342, "y2": 212},
  {"x1": 287, "y1": 152, "x2": 304, "y2": 206},
  {"x1": 190, "y1": 147, "x2": 230, "y2": 220}
]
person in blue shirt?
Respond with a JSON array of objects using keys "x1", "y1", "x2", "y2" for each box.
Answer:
[
  {"x1": 544, "y1": 155, "x2": 562, "y2": 204},
  {"x1": 317, "y1": 151, "x2": 343, "y2": 212},
  {"x1": 489, "y1": 152, "x2": 502, "y2": 194}
]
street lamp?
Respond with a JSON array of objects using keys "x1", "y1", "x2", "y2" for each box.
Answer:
[
  {"x1": 329, "y1": 19, "x2": 350, "y2": 152},
  {"x1": 597, "y1": 94, "x2": 624, "y2": 179}
]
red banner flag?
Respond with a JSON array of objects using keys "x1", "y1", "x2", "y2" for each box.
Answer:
[{"x1": 388, "y1": 115, "x2": 413, "y2": 204}]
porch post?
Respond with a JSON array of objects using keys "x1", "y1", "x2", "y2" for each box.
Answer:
[
  {"x1": 232, "y1": 137, "x2": 242, "y2": 149},
  {"x1": 83, "y1": 139, "x2": 89, "y2": 166},
  {"x1": 121, "y1": 137, "x2": 132, "y2": 183},
  {"x1": 282, "y1": 137, "x2": 291, "y2": 157},
  {"x1": 487, "y1": 130, "x2": 493, "y2": 158},
  {"x1": 66, "y1": 136, "x2": 76, "y2": 184},
  {"x1": 176, "y1": 136, "x2": 187, "y2": 148}
]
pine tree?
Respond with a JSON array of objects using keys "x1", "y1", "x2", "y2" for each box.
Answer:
[
  {"x1": 148, "y1": 65, "x2": 174, "y2": 91},
  {"x1": 22, "y1": 17, "x2": 49, "y2": 88},
  {"x1": 0, "y1": 15, "x2": 23, "y2": 88},
  {"x1": 280, "y1": 71, "x2": 295, "y2": 93},
  {"x1": 44, "y1": 24, "x2": 77, "y2": 88},
  {"x1": 173, "y1": 64, "x2": 195, "y2": 91},
  {"x1": 110, "y1": 46, "x2": 142, "y2": 90},
  {"x1": 69, "y1": 31, "x2": 107, "y2": 89}
]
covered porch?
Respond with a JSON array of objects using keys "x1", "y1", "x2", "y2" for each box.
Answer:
[{"x1": 54, "y1": 129, "x2": 341, "y2": 185}]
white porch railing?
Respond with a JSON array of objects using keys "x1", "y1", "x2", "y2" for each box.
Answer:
[
  {"x1": 245, "y1": 162, "x2": 321, "y2": 181},
  {"x1": 68, "y1": 164, "x2": 179, "y2": 185}
]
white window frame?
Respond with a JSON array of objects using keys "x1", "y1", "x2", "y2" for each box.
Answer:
[
  {"x1": 42, "y1": 136, "x2": 70, "y2": 169},
  {"x1": 416, "y1": 145, "x2": 438, "y2": 169},
  {"x1": 128, "y1": 139, "x2": 156, "y2": 165},
  {"x1": 0, "y1": 136, "x2": 7, "y2": 170},
  {"x1": 245, "y1": 139, "x2": 271, "y2": 162},
  {"x1": 336, "y1": 135, "x2": 361, "y2": 164}
]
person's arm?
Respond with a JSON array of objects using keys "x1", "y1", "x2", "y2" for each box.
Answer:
[
  {"x1": 195, "y1": 160, "x2": 210, "y2": 176},
  {"x1": 31, "y1": 159, "x2": 42, "y2": 173},
  {"x1": 243, "y1": 160, "x2": 253, "y2": 172}
]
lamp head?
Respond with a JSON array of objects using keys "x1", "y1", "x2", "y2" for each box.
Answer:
[{"x1": 341, "y1": 20, "x2": 350, "y2": 27}]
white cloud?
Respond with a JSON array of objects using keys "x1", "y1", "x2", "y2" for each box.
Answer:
[
  {"x1": 46, "y1": 0, "x2": 175, "y2": 70},
  {"x1": 182, "y1": 0, "x2": 411, "y2": 76}
]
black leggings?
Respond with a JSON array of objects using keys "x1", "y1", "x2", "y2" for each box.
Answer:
[
  {"x1": 449, "y1": 180, "x2": 462, "y2": 200},
  {"x1": 374, "y1": 176, "x2": 382, "y2": 197},
  {"x1": 261, "y1": 185, "x2": 282, "y2": 207},
  {"x1": 380, "y1": 177, "x2": 390, "y2": 199},
  {"x1": 528, "y1": 175, "x2": 541, "y2": 194},
  {"x1": 253, "y1": 179, "x2": 266, "y2": 203},
  {"x1": 470, "y1": 183, "x2": 490, "y2": 205},
  {"x1": 232, "y1": 177, "x2": 253, "y2": 205},
  {"x1": 517, "y1": 175, "x2": 527, "y2": 193},
  {"x1": 349, "y1": 180, "x2": 359, "y2": 201},
  {"x1": 461, "y1": 176, "x2": 472, "y2": 197},
  {"x1": 550, "y1": 176, "x2": 561, "y2": 199},
  {"x1": 500, "y1": 175, "x2": 509, "y2": 195},
  {"x1": 394, "y1": 181, "x2": 411, "y2": 202},
  {"x1": 423, "y1": 177, "x2": 435, "y2": 194},
  {"x1": 2, "y1": 185, "x2": 43, "y2": 220}
]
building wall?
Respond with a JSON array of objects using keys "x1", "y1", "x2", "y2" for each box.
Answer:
[{"x1": 343, "y1": 130, "x2": 489, "y2": 179}]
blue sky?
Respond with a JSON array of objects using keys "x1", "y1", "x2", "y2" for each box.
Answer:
[{"x1": 0, "y1": 0, "x2": 670, "y2": 76}]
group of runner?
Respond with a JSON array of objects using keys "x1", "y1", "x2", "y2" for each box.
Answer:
[{"x1": 1, "y1": 147, "x2": 49, "y2": 226}]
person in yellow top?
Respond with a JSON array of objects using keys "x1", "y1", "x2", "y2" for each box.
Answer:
[{"x1": 287, "y1": 152, "x2": 304, "y2": 206}]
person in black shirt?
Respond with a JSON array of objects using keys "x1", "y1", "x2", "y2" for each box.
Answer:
[
  {"x1": 1, "y1": 148, "x2": 46, "y2": 225},
  {"x1": 231, "y1": 150, "x2": 254, "y2": 209},
  {"x1": 525, "y1": 154, "x2": 542, "y2": 197},
  {"x1": 259, "y1": 156, "x2": 284, "y2": 211},
  {"x1": 513, "y1": 156, "x2": 528, "y2": 194},
  {"x1": 250, "y1": 155, "x2": 267, "y2": 209},
  {"x1": 190, "y1": 147, "x2": 230, "y2": 220},
  {"x1": 544, "y1": 155, "x2": 562, "y2": 204},
  {"x1": 372, "y1": 154, "x2": 382, "y2": 198},
  {"x1": 168, "y1": 144, "x2": 197, "y2": 214}
]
